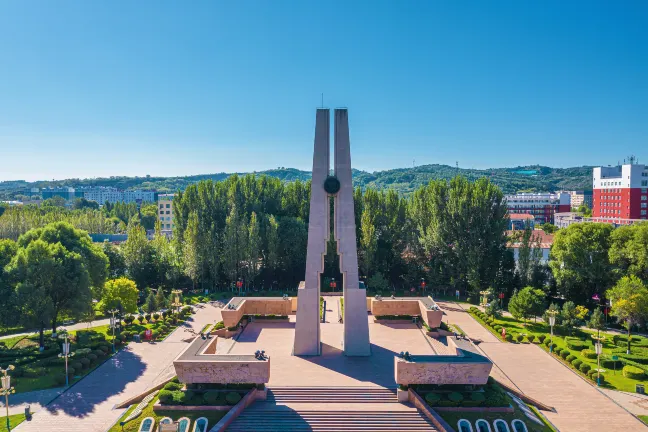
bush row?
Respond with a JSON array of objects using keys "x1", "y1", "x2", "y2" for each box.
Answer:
[{"x1": 158, "y1": 389, "x2": 243, "y2": 406}]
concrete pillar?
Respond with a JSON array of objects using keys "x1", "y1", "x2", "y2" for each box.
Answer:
[
  {"x1": 293, "y1": 108, "x2": 329, "y2": 356},
  {"x1": 335, "y1": 109, "x2": 371, "y2": 356}
]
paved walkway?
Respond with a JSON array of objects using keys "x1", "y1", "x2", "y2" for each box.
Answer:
[
  {"x1": 436, "y1": 300, "x2": 647, "y2": 432},
  {"x1": 0, "y1": 387, "x2": 64, "y2": 416},
  {"x1": 13, "y1": 303, "x2": 220, "y2": 432},
  {"x1": 0, "y1": 318, "x2": 112, "y2": 341}
]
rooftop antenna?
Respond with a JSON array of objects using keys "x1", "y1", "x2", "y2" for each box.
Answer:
[
  {"x1": 628, "y1": 155, "x2": 636, "y2": 165},
  {"x1": 456, "y1": 161, "x2": 459, "y2": 175},
  {"x1": 321, "y1": 93, "x2": 324, "y2": 108},
  {"x1": 413, "y1": 159, "x2": 416, "y2": 168}
]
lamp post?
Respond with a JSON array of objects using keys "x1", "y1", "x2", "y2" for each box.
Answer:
[
  {"x1": 108, "y1": 309, "x2": 119, "y2": 353},
  {"x1": 57, "y1": 329, "x2": 75, "y2": 386},
  {"x1": 479, "y1": 290, "x2": 490, "y2": 309},
  {"x1": 547, "y1": 310, "x2": 558, "y2": 353},
  {"x1": 1, "y1": 365, "x2": 16, "y2": 432},
  {"x1": 171, "y1": 290, "x2": 183, "y2": 315},
  {"x1": 595, "y1": 339, "x2": 603, "y2": 387}
]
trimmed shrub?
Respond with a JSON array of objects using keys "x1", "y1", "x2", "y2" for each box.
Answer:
[
  {"x1": 527, "y1": 335, "x2": 536, "y2": 344},
  {"x1": 54, "y1": 374, "x2": 67, "y2": 386},
  {"x1": 505, "y1": 334, "x2": 513, "y2": 342},
  {"x1": 560, "y1": 350, "x2": 571, "y2": 360},
  {"x1": 618, "y1": 354, "x2": 648, "y2": 365},
  {"x1": 581, "y1": 349, "x2": 597, "y2": 359},
  {"x1": 158, "y1": 389, "x2": 174, "y2": 404},
  {"x1": 425, "y1": 392, "x2": 441, "y2": 406},
  {"x1": 93, "y1": 349, "x2": 105, "y2": 357},
  {"x1": 600, "y1": 358, "x2": 621, "y2": 369},
  {"x1": 66, "y1": 367, "x2": 76, "y2": 376},
  {"x1": 470, "y1": 392, "x2": 485, "y2": 403},
  {"x1": 71, "y1": 361, "x2": 82, "y2": 370},
  {"x1": 447, "y1": 392, "x2": 464, "y2": 403},
  {"x1": 153, "y1": 313, "x2": 160, "y2": 321},
  {"x1": 494, "y1": 325, "x2": 502, "y2": 332},
  {"x1": 538, "y1": 334, "x2": 546, "y2": 343},
  {"x1": 164, "y1": 381, "x2": 183, "y2": 391},
  {"x1": 87, "y1": 353, "x2": 98, "y2": 362},
  {"x1": 590, "y1": 372, "x2": 606, "y2": 384},
  {"x1": 566, "y1": 354, "x2": 576, "y2": 362},
  {"x1": 145, "y1": 314, "x2": 152, "y2": 322},
  {"x1": 623, "y1": 365, "x2": 646, "y2": 380},
  {"x1": 515, "y1": 334, "x2": 524, "y2": 343},
  {"x1": 137, "y1": 315, "x2": 145, "y2": 324},
  {"x1": 554, "y1": 347, "x2": 563, "y2": 355},
  {"x1": 580, "y1": 363, "x2": 592, "y2": 374},
  {"x1": 572, "y1": 359, "x2": 583, "y2": 369},
  {"x1": 225, "y1": 392, "x2": 242, "y2": 405},
  {"x1": 204, "y1": 391, "x2": 223, "y2": 405},
  {"x1": 79, "y1": 358, "x2": 91, "y2": 368}
]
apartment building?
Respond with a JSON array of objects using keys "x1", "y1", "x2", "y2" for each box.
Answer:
[
  {"x1": 593, "y1": 163, "x2": 648, "y2": 221},
  {"x1": 158, "y1": 194, "x2": 175, "y2": 232},
  {"x1": 505, "y1": 192, "x2": 571, "y2": 224}
]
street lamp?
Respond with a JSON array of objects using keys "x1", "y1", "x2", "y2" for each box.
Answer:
[
  {"x1": 479, "y1": 290, "x2": 491, "y2": 308},
  {"x1": 57, "y1": 329, "x2": 75, "y2": 386},
  {"x1": 1, "y1": 365, "x2": 16, "y2": 432},
  {"x1": 171, "y1": 290, "x2": 183, "y2": 315},
  {"x1": 547, "y1": 310, "x2": 558, "y2": 353},
  {"x1": 595, "y1": 339, "x2": 604, "y2": 387},
  {"x1": 108, "y1": 309, "x2": 120, "y2": 353}
]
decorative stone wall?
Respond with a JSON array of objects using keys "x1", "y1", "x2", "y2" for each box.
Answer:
[
  {"x1": 174, "y1": 358, "x2": 270, "y2": 384},
  {"x1": 370, "y1": 298, "x2": 443, "y2": 328},
  {"x1": 221, "y1": 299, "x2": 293, "y2": 328},
  {"x1": 395, "y1": 357, "x2": 491, "y2": 386}
]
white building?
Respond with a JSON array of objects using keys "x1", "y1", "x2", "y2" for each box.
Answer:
[
  {"x1": 505, "y1": 192, "x2": 571, "y2": 224},
  {"x1": 83, "y1": 188, "x2": 156, "y2": 204},
  {"x1": 158, "y1": 194, "x2": 175, "y2": 232}
]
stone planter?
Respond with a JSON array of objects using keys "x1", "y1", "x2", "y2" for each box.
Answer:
[
  {"x1": 153, "y1": 401, "x2": 231, "y2": 411},
  {"x1": 397, "y1": 388, "x2": 409, "y2": 403},
  {"x1": 210, "y1": 328, "x2": 239, "y2": 339}
]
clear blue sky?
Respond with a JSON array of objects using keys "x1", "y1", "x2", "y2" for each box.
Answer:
[{"x1": 1, "y1": 1, "x2": 647, "y2": 182}]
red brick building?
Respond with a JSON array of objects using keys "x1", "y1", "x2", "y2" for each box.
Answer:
[{"x1": 593, "y1": 163, "x2": 648, "y2": 222}]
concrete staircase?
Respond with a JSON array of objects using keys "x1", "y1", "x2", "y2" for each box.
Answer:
[{"x1": 226, "y1": 387, "x2": 437, "y2": 431}]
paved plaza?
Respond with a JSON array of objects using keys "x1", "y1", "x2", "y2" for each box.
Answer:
[
  {"x1": 436, "y1": 300, "x2": 647, "y2": 432},
  {"x1": 227, "y1": 297, "x2": 439, "y2": 387},
  {"x1": 13, "y1": 304, "x2": 219, "y2": 432}
]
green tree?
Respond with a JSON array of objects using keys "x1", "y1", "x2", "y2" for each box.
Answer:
[
  {"x1": 508, "y1": 286, "x2": 545, "y2": 324},
  {"x1": 516, "y1": 227, "x2": 543, "y2": 287},
  {"x1": 409, "y1": 176, "x2": 508, "y2": 297},
  {"x1": 101, "y1": 277, "x2": 139, "y2": 314},
  {"x1": 542, "y1": 303, "x2": 562, "y2": 327},
  {"x1": 368, "y1": 273, "x2": 389, "y2": 293},
  {"x1": 245, "y1": 212, "x2": 261, "y2": 288},
  {"x1": 183, "y1": 212, "x2": 201, "y2": 289},
  {"x1": 609, "y1": 223, "x2": 648, "y2": 282},
  {"x1": 588, "y1": 307, "x2": 606, "y2": 338},
  {"x1": 42, "y1": 196, "x2": 66, "y2": 208},
  {"x1": 607, "y1": 275, "x2": 648, "y2": 354},
  {"x1": 155, "y1": 287, "x2": 167, "y2": 309},
  {"x1": 222, "y1": 205, "x2": 247, "y2": 285},
  {"x1": 541, "y1": 223, "x2": 558, "y2": 234},
  {"x1": 9, "y1": 239, "x2": 92, "y2": 346},
  {"x1": 549, "y1": 223, "x2": 613, "y2": 304},
  {"x1": 0, "y1": 239, "x2": 18, "y2": 327},
  {"x1": 103, "y1": 241, "x2": 126, "y2": 279},
  {"x1": 122, "y1": 222, "x2": 157, "y2": 290},
  {"x1": 485, "y1": 298, "x2": 502, "y2": 319},
  {"x1": 73, "y1": 198, "x2": 100, "y2": 210},
  {"x1": 145, "y1": 289, "x2": 158, "y2": 313},
  {"x1": 560, "y1": 301, "x2": 580, "y2": 336}
]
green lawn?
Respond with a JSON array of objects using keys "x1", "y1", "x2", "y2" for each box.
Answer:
[
  {"x1": 108, "y1": 396, "x2": 226, "y2": 432},
  {"x1": 438, "y1": 410, "x2": 554, "y2": 432},
  {"x1": 468, "y1": 308, "x2": 648, "y2": 393},
  {"x1": 0, "y1": 414, "x2": 27, "y2": 432},
  {"x1": 639, "y1": 415, "x2": 648, "y2": 425}
]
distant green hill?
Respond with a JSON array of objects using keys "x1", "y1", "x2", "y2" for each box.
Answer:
[{"x1": 1, "y1": 164, "x2": 593, "y2": 198}]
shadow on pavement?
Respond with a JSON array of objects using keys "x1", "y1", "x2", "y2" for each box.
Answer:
[{"x1": 44, "y1": 347, "x2": 147, "y2": 417}]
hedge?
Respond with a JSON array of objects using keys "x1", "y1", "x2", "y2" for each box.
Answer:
[
  {"x1": 527, "y1": 335, "x2": 536, "y2": 343},
  {"x1": 225, "y1": 392, "x2": 242, "y2": 405},
  {"x1": 566, "y1": 355, "x2": 577, "y2": 363},
  {"x1": 159, "y1": 389, "x2": 174, "y2": 404},
  {"x1": 448, "y1": 392, "x2": 464, "y2": 403},
  {"x1": 537, "y1": 334, "x2": 546, "y2": 343},
  {"x1": 566, "y1": 340, "x2": 588, "y2": 351},
  {"x1": 425, "y1": 392, "x2": 441, "y2": 405},
  {"x1": 560, "y1": 350, "x2": 571, "y2": 360},
  {"x1": 579, "y1": 363, "x2": 591, "y2": 374},
  {"x1": 623, "y1": 365, "x2": 646, "y2": 380},
  {"x1": 572, "y1": 359, "x2": 583, "y2": 369},
  {"x1": 581, "y1": 349, "x2": 597, "y2": 359},
  {"x1": 618, "y1": 354, "x2": 648, "y2": 365},
  {"x1": 164, "y1": 381, "x2": 183, "y2": 391}
]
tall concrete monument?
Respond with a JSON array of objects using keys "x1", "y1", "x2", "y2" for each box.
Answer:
[{"x1": 293, "y1": 108, "x2": 371, "y2": 356}]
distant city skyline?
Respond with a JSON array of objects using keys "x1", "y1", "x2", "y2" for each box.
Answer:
[{"x1": 1, "y1": 1, "x2": 647, "y2": 181}]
